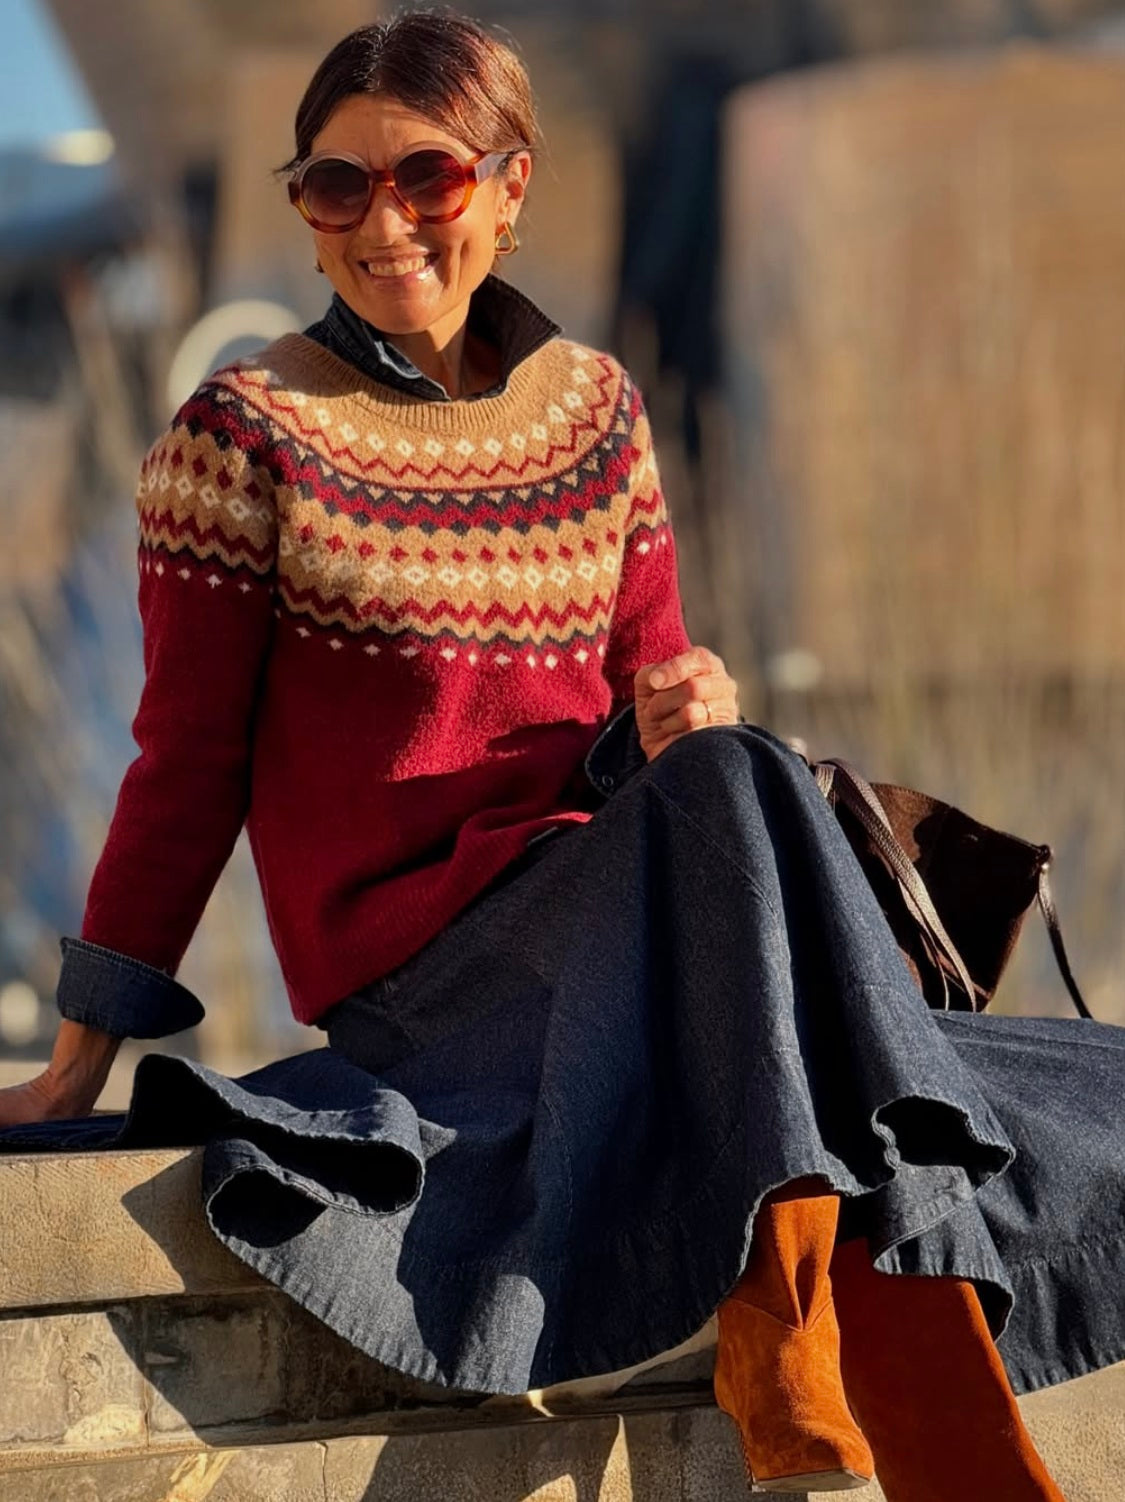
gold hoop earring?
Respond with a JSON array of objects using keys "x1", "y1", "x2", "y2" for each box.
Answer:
[{"x1": 494, "y1": 223, "x2": 519, "y2": 256}]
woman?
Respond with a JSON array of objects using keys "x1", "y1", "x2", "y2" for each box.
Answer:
[{"x1": 1, "y1": 12, "x2": 1121, "y2": 1498}]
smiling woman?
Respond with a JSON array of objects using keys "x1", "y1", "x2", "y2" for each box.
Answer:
[
  {"x1": 5, "y1": 13, "x2": 1124, "y2": 1502},
  {"x1": 275, "y1": 16, "x2": 538, "y2": 399}
]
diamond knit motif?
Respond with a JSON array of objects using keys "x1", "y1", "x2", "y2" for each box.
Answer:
[{"x1": 138, "y1": 334, "x2": 678, "y2": 675}]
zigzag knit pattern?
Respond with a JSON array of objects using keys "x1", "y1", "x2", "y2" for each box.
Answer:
[
  {"x1": 81, "y1": 331, "x2": 692, "y2": 1025},
  {"x1": 138, "y1": 334, "x2": 674, "y2": 677}
]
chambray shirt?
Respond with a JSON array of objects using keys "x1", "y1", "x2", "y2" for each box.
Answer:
[{"x1": 302, "y1": 272, "x2": 563, "y2": 400}]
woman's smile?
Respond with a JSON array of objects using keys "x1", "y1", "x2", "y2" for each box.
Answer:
[{"x1": 357, "y1": 250, "x2": 439, "y2": 282}]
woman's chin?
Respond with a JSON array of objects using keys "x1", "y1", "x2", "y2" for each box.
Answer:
[{"x1": 349, "y1": 273, "x2": 446, "y2": 328}]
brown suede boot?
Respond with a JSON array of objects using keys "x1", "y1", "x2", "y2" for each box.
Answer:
[
  {"x1": 713, "y1": 1177, "x2": 875, "y2": 1493},
  {"x1": 830, "y1": 1236, "x2": 1068, "y2": 1502}
]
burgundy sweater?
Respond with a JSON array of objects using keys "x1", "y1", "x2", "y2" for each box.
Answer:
[{"x1": 75, "y1": 329, "x2": 691, "y2": 1025}]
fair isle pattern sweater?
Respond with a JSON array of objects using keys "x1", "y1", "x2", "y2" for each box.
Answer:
[{"x1": 79, "y1": 332, "x2": 692, "y2": 1025}]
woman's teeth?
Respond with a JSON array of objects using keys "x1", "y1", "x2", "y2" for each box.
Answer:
[{"x1": 363, "y1": 255, "x2": 435, "y2": 278}]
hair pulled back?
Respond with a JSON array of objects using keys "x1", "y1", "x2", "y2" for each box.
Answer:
[{"x1": 279, "y1": 7, "x2": 543, "y2": 175}]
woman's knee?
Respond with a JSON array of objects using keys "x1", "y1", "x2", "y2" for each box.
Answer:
[
  {"x1": 646, "y1": 721, "x2": 807, "y2": 793},
  {"x1": 639, "y1": 723, "x2": 831, "y2": 863}
]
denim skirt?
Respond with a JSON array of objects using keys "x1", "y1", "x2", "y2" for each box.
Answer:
[
  {"x1": 314, "y1": 720, "x2": 1125, "y2": 1395},
  {"x1": 4, "y1": 719, "x2": 1124, "y2": 1397}
]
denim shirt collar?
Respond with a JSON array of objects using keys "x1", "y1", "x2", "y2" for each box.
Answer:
[{"x1": 303, "y1": 272, "x2": 563, "y2": 402}]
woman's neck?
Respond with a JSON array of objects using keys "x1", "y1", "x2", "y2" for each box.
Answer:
[
  {"x1": 336, "y1": 297, "x2": 501, "y2": 400},
  {"x1": 385, "y1": 318, "x2": 471, "y2": 397}
]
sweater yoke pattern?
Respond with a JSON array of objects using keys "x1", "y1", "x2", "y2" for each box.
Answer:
[{"x1": 138, "y1": 333, "x2": 675, "y2": 682}]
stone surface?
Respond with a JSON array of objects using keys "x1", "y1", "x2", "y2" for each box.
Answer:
[
  {"x1": 140, "y1": 1296, "x2": 288, "y2": 1437},
  {"x1": 0, "y1": 1444, "x2": 327, "y2": 1502},
  {"x1": 323, "y1": 1406, "x2": 755, "y2": 1501},
  {"x1": 3, "y1": 1381, "x2": 1120, "y2": 1501},
  {"x1": 1022, "y1": 1362, "x2": 1125, "y2": 1502},
  {"x1": 0, "y1": 1407, "x2": 750, "y2": 1502},
  {"x1": 2, "y1": 1284, "x2": 1122, "y2": 1498},
  {"x1": 134, "y1": 1289, "x2": 468, "y2": 1442},
  {"x1": 0, "y1": 1148, "x2": 262, "y2": 1310},
  {"x1": 0, "y1": 1309, "x2": 144, "y2": 1451},
  {"x1": 0, "y1": 1291, "x2": 474, "y2": 1462},
  {"x1": 0, "y1": 1149, "x2": 1121, "y2": 1500}
]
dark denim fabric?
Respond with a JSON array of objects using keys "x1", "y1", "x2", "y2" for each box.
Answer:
[
  {"x1": 55, "y1": 936, "x2": 204, "y2": 1038},
  {"x1": 302, "y1": 272, "x2": 563, "y2": 402},
  {"x1": 8, "y1": 709, "x2": 1125, "y2": 1399}
]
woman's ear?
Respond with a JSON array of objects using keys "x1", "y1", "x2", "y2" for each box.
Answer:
[{"x1": 500, "y1": 150, "x2": 533, "y2": 227}]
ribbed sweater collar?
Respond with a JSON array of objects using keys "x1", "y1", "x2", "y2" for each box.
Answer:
[{"x1": 238, "y1": 327, "x2": 584, "y2": 436}]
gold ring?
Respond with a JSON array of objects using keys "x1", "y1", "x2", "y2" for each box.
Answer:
[{"x1": 704, "y1": 701, "x2": 713, "y2": 724}]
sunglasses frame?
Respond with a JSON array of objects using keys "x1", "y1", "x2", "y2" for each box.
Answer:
[{"x1": 288, "y1": 142, "x2": 513, "y2": 232}]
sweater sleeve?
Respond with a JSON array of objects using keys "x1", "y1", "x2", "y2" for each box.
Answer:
[
  {"x1": 58, "y1": 381, "x2": 278, "y2": 1035},
  {"x1": 602, "y1": 370, "x2": 693, "y2": 711}
]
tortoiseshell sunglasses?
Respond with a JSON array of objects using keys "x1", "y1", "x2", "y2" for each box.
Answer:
[{"x1": 288, "y1": 143, "x2": 512, "y2": 231}]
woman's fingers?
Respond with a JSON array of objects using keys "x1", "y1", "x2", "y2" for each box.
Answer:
[
  {"x1": 645, "y1": 671, "x2": 737, "y2": 731},
  {"x1": 637, "y1": 646, "x2": 722, "y2": 694},
  {"x1": 634, "y1": 647, "x2": 741, "y2": 761}
]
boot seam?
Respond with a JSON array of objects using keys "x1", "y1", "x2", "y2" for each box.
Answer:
[{"x1": 719, "y1": 1291, "x2": 835, "y2": 1334}]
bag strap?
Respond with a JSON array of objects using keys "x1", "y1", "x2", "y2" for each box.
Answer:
[
  {"x1": 816, "y1": 758, "x2": 981, "y2": 1010},
  {"x1": 1036, "y1": 866, "x2": 1094, "y2": 1019}
]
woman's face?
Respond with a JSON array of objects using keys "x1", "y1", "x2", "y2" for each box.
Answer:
[{"x1": 306, "y1": 93, "x2": 530, "y2": 338}]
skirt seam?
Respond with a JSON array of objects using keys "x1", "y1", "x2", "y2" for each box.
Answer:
[{"x1": 647, "y1": 778, "x2": 784, "y2": 926}]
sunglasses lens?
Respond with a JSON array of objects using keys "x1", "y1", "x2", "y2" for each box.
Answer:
[
  {"x1": 301, "y1": 158, "x2": 372, "y2": 227},
  {"x1": 394, "y1": 150, "x2": 468, "y2": 217}
]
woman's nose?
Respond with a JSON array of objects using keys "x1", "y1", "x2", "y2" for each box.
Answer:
[{"x1": 359, "y1": 183, "x2": 419, "y2": 240}]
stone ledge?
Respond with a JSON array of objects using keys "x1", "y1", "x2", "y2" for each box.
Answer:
[
  {"x1": 0, "y1": 1151, "x2": 1122, "y2": 1501},
  {"x1": 0, "y1": 1377, "x2": 1122, "y2": 1502},
  {"x1": 0, "y1": 1289, "x2": 718, "y2": 1471},
  {"x1": 0, "y1": 1148, "x2": 263, "y2": 1310},
  {"x1": 0, "y1": 1406, "x2": 747, "y2": 1502}
]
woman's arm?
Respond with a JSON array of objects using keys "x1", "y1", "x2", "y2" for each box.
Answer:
[
  {"x1": 601, "y1": 371, "x2": 741, "y2": 762},
  {"x1": 73, "y1": 385, "x2": 279, "y2": 981},
  {"x1": 601, "y1": 370, "x2": 694, "y2": 710},
  {"x1": 30, "y1": 384, "x2": 280, "y2": 1113},
  {"x1": 0, "y1": 1020, "x2": 121, "y2": 1126}
]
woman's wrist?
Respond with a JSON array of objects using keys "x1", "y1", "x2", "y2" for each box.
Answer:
[{"x1": 42, "y1": 1018, "x2": 123, "y2": 1113}]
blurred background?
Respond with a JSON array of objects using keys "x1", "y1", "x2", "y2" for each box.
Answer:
[{"x1": 1, "y1": 0, "x2": 1123, "y2": 1100}]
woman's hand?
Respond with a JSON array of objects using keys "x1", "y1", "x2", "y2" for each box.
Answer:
[
  {"x1": 0, "y1": 1074, "x2": 76, "y2": 1128},
  {"x1": 635, "y1": 646, "x2": 741, "y2": 762},
  {"x1": 0, "y1": 1020, "x2": 122, "y2": 1128}
]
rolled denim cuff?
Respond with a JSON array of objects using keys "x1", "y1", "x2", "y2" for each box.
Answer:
[
  {"x1": 584, "y1": 701, "x2": 648, "y2": 796},
  {"x1": 56, "y1": 936, "x2": 205, "y2": 1039}
]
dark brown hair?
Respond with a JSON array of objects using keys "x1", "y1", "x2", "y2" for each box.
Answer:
[{"x1": 277, "y1": 7, "x2": 543, "y2": 176}]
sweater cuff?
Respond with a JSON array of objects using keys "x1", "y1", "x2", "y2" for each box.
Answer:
[
  {"x1": 583, "y1": 701, "x2": 649, "y2": 796},
  {"x1": 56, "y1": 936, "x2": 205, "y2": 1039}
]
